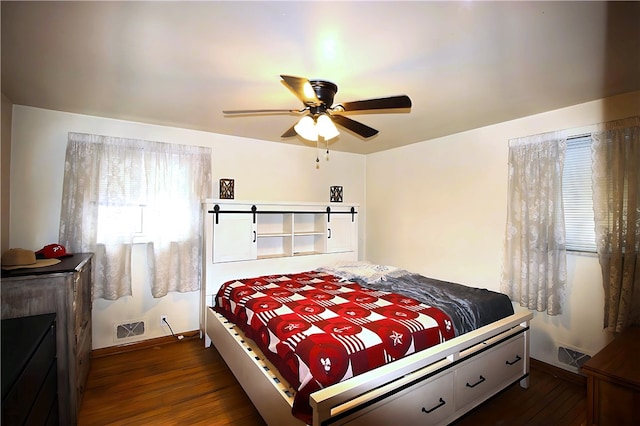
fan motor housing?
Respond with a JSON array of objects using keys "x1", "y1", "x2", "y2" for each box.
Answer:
[{"x1": 309, "y1": 80, "x2": 338, "y2": 111}]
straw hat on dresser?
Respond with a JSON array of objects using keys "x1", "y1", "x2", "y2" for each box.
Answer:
[{"x1": 1, "y1": 248, "x2": 61, "y2": 270}]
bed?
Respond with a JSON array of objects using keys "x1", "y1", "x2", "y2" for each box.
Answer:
[{"x1": 203, "y1": 262, "x2": 532, "y2": 426}]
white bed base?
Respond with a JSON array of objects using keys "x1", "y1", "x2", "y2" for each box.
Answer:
[
  {"x1": 205, "y1": 303, "x2": 532, "y2": 426},
  {"x1": 201, "y1": 201, "x2": 532, "y2": 424}
]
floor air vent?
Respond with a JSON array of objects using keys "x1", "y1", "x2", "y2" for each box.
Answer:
[
  {"x1": 558, "y1": 346, "x2": 591, "y2": 369},
  {"x1": 115, "y1": 321, "x2": 145, "y2": 340}
]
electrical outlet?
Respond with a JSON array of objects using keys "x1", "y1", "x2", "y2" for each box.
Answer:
[{"x1": 160, "y1": 315, "x2": 168, "y2": 327}]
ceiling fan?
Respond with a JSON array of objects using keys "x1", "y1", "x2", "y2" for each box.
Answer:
[{"x1": 223, "y1": 75, "x2": 412, "y2": 141}]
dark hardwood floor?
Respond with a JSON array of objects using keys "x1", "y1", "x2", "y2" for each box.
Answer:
[
  {"x1": 451, "y1": 362, "x2": 587, "y2": 426},
  {"x1": 79, "y1": 337, "x2": 586, "y2": 425},
  {"x1": 79, "y1": 336, "x2": 266, "y2": 426}
]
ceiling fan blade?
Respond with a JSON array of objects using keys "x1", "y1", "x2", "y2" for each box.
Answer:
[
  {"x1": 338, "y1": 95, "x2": 412, "y2": 112},
  {"x1": 280, "y1": 75, "x2": 321, "y2": 106},
  {"x1": 281, "y1": 124, "x2": 297, "y2": 138},
  {"x1": 331, "y1": 115, "x2": 379, "y2": 138},
  {"x1": 223, "y1": 108, "x2": 301, "y2": 115}
]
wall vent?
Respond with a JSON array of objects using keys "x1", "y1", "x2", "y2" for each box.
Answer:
[
  {"x1": 557, "y1": 345, "x2": 591, "y2": 369},
  {"x1": 114, "y1": 320, "x2": 146, "y2": 342}
]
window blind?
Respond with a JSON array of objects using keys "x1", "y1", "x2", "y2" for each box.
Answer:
[{"x1": 562, "y1": 135, "x2": 597, "y2": 252}]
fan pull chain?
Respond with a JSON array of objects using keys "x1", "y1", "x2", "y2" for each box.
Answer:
[
  {"x1": 325, "y1": 138, "x2": 330, "y2": 161},
  {"x1": 316, "y1": 139, "x2": 320, "y2": 168}
]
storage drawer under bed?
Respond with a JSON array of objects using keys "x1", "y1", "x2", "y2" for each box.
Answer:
[
  {"x1": 455, "y1": 333, "x2": 525, "y2": 411},
  {"x1": 331, "y1": 332, "x2": 526, "y2": 426},
  {"x1": 339, "y1": 370, "x2": 454, "y2": 425}
]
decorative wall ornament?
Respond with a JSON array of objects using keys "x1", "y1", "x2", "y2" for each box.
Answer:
[
  {"x1": 220, "y1": 178, "x2": 235, "y2": 199},
  {"x1": 330, "y1": 186, "x2": 343, "y2": 202}
]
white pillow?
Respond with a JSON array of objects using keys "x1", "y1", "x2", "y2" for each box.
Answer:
[{"x1": 319, "y1": 261, "x2": 410, "y2": 284}]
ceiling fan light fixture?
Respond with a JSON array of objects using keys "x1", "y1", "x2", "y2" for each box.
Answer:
[
  {"x1": 317, "y1": 114, "x2": 340, "y2": 140},
  {"x1": 294, "y1": 115, "x2": 318, "y2": 141},
  {"x1": 224, "y1": 75, "x2": 411, "y2": 143}
]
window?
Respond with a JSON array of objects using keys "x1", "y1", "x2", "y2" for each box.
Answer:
[
  {"x1": 562, "y1": 135, "x2": 597, "y2": 252},
  {"x1": 59, "y1": 133, "x2": 212, "y2": 299}
]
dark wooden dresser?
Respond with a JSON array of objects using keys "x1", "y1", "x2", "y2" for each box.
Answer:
[
  {"x1": 1, "y1": 253, "x2": 93, "y2": 425},
  {"x1": 581, "y1": 327, "x2": 640, "y2": 425},
  {"x1": 2, "y1": 313, "x2": 58, "y2": 425}
]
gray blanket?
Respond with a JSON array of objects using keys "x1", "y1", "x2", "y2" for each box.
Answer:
[{"x1": 358, "y1": 274, "x2": 514, "y2": 336}]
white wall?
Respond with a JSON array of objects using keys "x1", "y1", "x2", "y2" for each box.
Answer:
[
  {"x1": 366, "y1": 91, "x2": 640, "y2": 371},
  {"x1": 9, "y1": 106, "x2": 366, "y2": 349}
]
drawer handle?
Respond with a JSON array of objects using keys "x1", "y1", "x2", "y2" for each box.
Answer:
[
  {"x1": 466, "y1": 375, "x2": 486, "y2": 388},
  {"x1": 422, "y1": 398, "x2": 446, "y2": 414},
  {"x1": 506, "y1": 355, "x2": 522, "y2": 366},
  {"x1": 253, "y1": 231, "x2": 257, "y2": 243}
]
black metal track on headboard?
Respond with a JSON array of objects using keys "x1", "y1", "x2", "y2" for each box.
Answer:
[{"x1": 208, "y1": 204, "x2": 357, "y2": 224}]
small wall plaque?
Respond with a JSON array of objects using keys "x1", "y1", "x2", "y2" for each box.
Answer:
[
  {"x1": 330, "y1": 186, "x2": 343, "y2": 202},
  {"x1": 220, "y1": 178, "x2": 235, "y2": 199}
]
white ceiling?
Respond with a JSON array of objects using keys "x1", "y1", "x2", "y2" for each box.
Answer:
[{"x1": 2, "y1": 1, "x2": 639, "y2": 154}]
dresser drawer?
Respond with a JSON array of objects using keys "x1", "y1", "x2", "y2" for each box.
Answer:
[
  {"x1": 2, "y1": 315, "x2": 57, "y2": 426},
  {"x1": 455, "y1": 333, "x2": 525, "y2": 411},
  {"x1": 76, "y1": 322, "x2": 92, "y2": 401},
  {"x1": 74, "y1": 264, "x2": 92, "y2": 340},
  {"x1": 25, "y1": 359, "x2": 58, "y2": 425},
  {"x1": 342, "y1": 371, "x2": 455, "y2": 426}
]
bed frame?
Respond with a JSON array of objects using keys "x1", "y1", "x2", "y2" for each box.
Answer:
[
  {"x1": 201, "y1": 201, "x2": 532, "y2": 425},
  {"x1": 202, "y1": 261, "x2": 531, "y2": 426}
]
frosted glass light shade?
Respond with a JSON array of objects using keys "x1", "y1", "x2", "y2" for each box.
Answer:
[
  {"x1": 294, "y1": 116, "x2": 318, "y2": 141},
  {"x1": 317, "y1": 115, "x2": 340, "y2": 140}
]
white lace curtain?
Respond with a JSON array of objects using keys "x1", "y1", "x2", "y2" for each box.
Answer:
[
  {"x1": 592, "y1": 116, "x2": 640, "y2": 333},
  {"x1": 59, "y1": 132, "x2": 212, "y2": 300},
  {"x1": 501, "y1": 133, "x2": 567, "y2": 315}
]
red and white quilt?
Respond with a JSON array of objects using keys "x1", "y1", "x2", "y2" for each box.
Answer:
[{"x1": 214, "y1": 270, "x2": 455, "y2": 423}]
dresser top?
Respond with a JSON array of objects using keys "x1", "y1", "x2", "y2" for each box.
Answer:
[
  {"x1": 1, "y1": 253, "x2": 93, "y2": 279},
  {"x1": 581, "y1": 326, "x2": 640, "y2": 388}
]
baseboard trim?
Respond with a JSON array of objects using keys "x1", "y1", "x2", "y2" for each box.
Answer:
[
  {"x1": 91, "y1": 330, "x2": 201, "y2": 358},
  {"x1": 530, "y1": 357, "x2": 586, "y2": 387}
]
